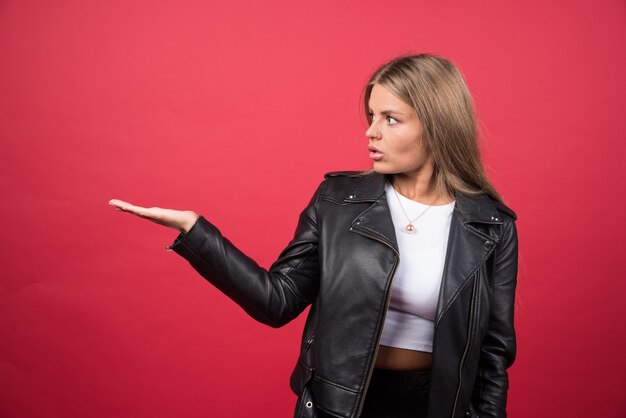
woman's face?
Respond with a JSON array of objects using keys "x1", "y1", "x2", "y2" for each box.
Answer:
[{"x1": 365, "y1": 83, "x2": 433, "y2": 177}]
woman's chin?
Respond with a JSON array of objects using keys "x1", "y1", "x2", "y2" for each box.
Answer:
[{"x1": 371, "y1": 164, "x2": 396, "y2": 174}]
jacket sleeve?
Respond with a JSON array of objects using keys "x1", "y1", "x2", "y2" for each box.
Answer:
[
  {"x1": 167, "y1": 179, "x2": 327, "y2": 328},
  {"x1": 473, "y1": 218, "x2": 519, "y2": 417}
]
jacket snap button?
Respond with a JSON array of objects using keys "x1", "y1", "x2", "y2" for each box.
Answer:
[
  {"x1": 348, "y1": 194, "x2": 356, "y2": 199},
  {"x1": 305, "y1": 401, "x2": 313, "y2": 408},
  {"x1": 484, "y1": 240, "x2": 493, "y2": 249}
]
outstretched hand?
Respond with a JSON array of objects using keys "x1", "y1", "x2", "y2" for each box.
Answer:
[{"x1": 108, "y1": 199, "x2": 200, "y2": 233}]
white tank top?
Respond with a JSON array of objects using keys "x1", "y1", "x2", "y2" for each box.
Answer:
[{"x1": 379, "y1": 179, "x2": 455, "y2": 353}]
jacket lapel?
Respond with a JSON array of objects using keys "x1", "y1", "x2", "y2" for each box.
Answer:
[
  {"x1": 434, "y1": 193, "x2": 500, "y2": 325},
  {"x1": 346, "y1": 172, "x2": 505, "y2": 325}
]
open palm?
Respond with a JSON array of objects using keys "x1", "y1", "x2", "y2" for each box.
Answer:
[{"x1": 108, "y1": 199, "x2": 199, "y2": 233}]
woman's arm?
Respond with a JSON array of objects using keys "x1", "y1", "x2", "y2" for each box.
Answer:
[
  {"x1": 472, "y1": 219, "x2": 519, "y2": 417},
  {"x1": 163, "y1": 179, "x2": 327, "y2": 328}
]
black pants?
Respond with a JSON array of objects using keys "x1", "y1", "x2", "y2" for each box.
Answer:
[{"x1": 317, "y1": 367, "x2": 431, "y2": 418}]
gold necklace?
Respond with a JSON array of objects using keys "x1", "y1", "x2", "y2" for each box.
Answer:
[{"x1": 391, "y1": 186, "x2": 441, "y2": 234}]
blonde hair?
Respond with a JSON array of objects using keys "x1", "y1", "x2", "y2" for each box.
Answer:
[{"x1": 359, "y1": 54, "x2": 504, "y2": 204}]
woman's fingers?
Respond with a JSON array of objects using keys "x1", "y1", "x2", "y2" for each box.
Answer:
[
  {"x1": 109, "y1": 199, "x2": 145, "y2": 215},
  {"x1": 109, "y1": 199, "x2": 133, "y2": 210},
  {"x1": 108, "y1": 199, "x2": 154, "y2": 218}
]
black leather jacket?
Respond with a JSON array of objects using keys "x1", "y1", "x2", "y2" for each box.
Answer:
[{"x1": 169, "y1": 170, "x2": 519, "y2": 418}]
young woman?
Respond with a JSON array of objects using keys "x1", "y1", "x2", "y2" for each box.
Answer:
[{"x1": 110, "y1": 54, "x2": 519, "y2": 418}]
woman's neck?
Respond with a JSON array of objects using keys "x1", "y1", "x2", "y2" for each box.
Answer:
[{"x1": 389, "y1": 173, "x2": 454, "y2": 205}]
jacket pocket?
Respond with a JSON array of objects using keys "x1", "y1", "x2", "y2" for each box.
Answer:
[
  {"x1": 291, "y1": 332, "x2": 315, "y2": 395},
  {"x1": 290, "y1": 356, "x2": 315, "y2": 396},
  {"x1": 465, "y1": 401, "x2": 479, "y2": 417},
  {"x1": 291, "y1": 356, "x2": 318, "y2": 418}
]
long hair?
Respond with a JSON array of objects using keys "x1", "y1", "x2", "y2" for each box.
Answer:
[{"x1": 359, "y1": 54, "x2": 504, "y2": 204}]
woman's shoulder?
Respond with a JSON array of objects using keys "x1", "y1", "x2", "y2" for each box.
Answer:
[
  {"x1": 489, "y1": 197, "x2": 517, "y2": 221},
  {"x1": 456, "y1": 190, "x2": 518, "y2": 224},
  {"x1": 316, "y1": 169, "x2": 379, "y2": 203},
  {"x1": 475, "y1": 192, "x2": 517, "y2": 222},
  {"x1": 318, "y1": 171, "x2": 518, "y2": 221}
]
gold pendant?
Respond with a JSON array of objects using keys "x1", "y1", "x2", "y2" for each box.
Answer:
[{"x1": 406, "y1": 223, "x2": 415, "y2": 233}]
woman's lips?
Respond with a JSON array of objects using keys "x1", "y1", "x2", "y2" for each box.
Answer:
[
  {"x1": 367, "y1": 145, "x2": 383, "y2": 161},
  {"x1": 369, "y1": 151, "x2": 384, "y2": 161}
]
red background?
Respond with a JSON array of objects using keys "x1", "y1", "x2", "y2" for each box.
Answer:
[{"x1": 1, "y1": 1, "x2": 625, "y2": 417}]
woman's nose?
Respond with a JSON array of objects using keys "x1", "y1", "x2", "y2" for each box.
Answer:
[{"x1": 366, "y1": 122, "x2": 381, "y2": 140}]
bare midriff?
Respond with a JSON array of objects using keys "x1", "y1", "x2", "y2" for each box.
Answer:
[{"x1": 374, "y1": 345, "x2": 433, "y2": 370}]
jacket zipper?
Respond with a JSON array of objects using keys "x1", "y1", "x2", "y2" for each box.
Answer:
[
  {"x1": 450, "y1": 271, "x2": 479, "y2": 417},
  {"x1": 304, "y1": 334, "x2": 315, "y2": 352},
  {"x1": 350, "y1": 226, "x2": 400, "y2": 418}
]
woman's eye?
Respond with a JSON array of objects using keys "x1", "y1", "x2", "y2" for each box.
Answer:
[{"x1": 387, "y1": 116, "x2": 398, "y2": 124}]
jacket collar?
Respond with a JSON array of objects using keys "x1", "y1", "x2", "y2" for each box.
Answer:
[{"x1": 343, "y1": 171, "x2": 504, "y2": 226}]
